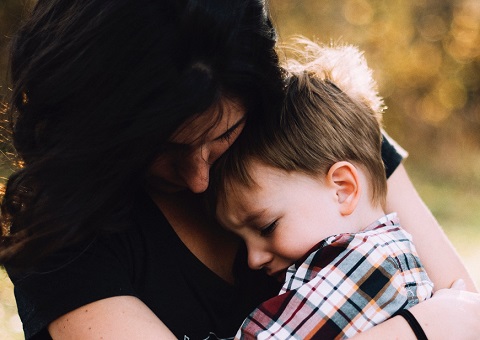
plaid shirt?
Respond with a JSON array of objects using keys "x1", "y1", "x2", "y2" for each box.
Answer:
[{"x1": 235, "y1": 213, "x2": 433, "y2": 340}]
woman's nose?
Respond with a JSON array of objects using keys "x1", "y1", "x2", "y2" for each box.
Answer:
[{"x1": 180, "y1": 146, "x2": 211, "y2": 193}]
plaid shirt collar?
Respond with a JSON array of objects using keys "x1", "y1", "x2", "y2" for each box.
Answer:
[{"x1": 283, "y1": 213, "x2": 400, "y2": 292}]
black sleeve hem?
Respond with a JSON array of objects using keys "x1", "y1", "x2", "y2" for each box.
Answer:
[{"x1": 381, "y1": 134, "x2": 404, "y2": 179}]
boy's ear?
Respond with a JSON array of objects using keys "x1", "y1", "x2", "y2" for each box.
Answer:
[{"x1": 326, "y1": 161, "x2": 361, "y2": 216}]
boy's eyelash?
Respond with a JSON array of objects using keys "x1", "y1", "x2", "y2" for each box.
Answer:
[{"x1": 260, "y1": 221, "x2": 278, "y2": 237}]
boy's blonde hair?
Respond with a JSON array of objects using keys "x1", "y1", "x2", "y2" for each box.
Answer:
[{"x1": 211, "y1": 39, "x2": 387, "y2": 210}]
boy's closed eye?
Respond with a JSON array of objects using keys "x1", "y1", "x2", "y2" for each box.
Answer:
[{"x1": 259, "y1": 220, "x2": 278, "y2": 237}]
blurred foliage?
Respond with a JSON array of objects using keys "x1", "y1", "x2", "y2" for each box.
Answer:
[
  {"x1": 0, "y1": 1, "x2": 479, "y2": 172},
  {"x1": 0, "y1": 0, "x2": 479, "y2": 339},
  {"x1": 0, "y1": 0, "x2": 33, "y2": 94},
  {"x1": 0, "y1": 1, "x2": 33, "y2": 182},
  {"x1": 270, "y1": 0, "x2": 480, "y2": 181}
]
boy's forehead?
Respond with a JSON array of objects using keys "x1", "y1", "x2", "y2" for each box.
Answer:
[
  {"x1": 220, "y1": 161, "x2": 284, "y2": 207},
  {"x1": 217, "y1": 180, "x2": 259, "y2": 224},
  {"x1": 219, "y1": 167, "x2": 287, "y2": 218}
]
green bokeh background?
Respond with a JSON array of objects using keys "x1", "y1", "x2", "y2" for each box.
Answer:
[{"x1": 1, "y1": 0, "x2": 479, "y2": 338}]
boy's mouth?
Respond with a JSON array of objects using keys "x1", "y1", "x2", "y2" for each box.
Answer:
[{"x1": 269, "y1": 268, "x2": 287, "y2": 282}]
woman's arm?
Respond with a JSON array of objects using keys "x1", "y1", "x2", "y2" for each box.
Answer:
[
  {"x1": 353, "y1": 280, "x2": 480, "y2": 339},
  {"x1": 385, "y1": 164, "x2": 477, "y2": 292},
  {"x1": 48, "y1": 296, "x2": 177, "y2": 339}
]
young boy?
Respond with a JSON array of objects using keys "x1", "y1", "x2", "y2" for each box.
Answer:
[{"x1": 210, "y1": 41, "x2": 434, "y2": 339}]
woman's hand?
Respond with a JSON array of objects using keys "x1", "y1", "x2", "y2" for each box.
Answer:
[
  {"x1": 352, "y1": 279, "x2": 480, "y2": 339},
  {"x1": 415, "y1": 279, "x2": 480, "y2": 339}
]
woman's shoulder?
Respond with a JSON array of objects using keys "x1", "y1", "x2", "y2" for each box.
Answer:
[{"x1": 6, "y1": 192, "x2": 177, "y2": 339}]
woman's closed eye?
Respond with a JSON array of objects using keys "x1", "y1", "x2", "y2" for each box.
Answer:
[
  {"x1": 218, "y1": 128, "x2": 236, "y2": 143},
  {"x1": 260, "y1": 220, "x2": 278, "y2": 237},
  {"x1": 214, "y1": 116, "x2": 246, "y2": 143}
]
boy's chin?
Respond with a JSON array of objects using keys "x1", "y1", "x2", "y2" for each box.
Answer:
[{"x1": 270, "y1": 269, "x2": 287, "y2": 283}]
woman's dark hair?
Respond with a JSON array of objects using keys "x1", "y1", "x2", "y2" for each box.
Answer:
[{"x1": 0, "y1": 0, "x2": 285, "y2": 269}]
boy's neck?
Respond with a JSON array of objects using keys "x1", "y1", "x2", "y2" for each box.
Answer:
[
  {"x1": 354, "y1": 203, "x2": 387, "y2": 232},
  {"x1": 328, "y1": 200, "x2": 386, "y2": 236}
]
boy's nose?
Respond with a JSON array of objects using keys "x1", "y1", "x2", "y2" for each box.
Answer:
[{"x1": 247, "y1": 246, "x2": 273, "y2": 270}]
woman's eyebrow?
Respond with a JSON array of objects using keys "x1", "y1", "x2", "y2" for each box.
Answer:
[{"x1": 213, "y1": 116, "x2": 246, "y2": 141}]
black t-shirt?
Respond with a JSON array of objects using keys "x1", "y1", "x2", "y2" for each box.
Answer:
[{"x1": 7, "y1": 136, "x2": 404, "y2": 340}]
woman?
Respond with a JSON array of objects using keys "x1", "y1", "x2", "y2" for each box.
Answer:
[{"x1": 0, "y1": 0, "x2": 478, "y2": 339}]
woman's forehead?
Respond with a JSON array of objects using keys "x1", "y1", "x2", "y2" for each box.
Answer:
[{"x1": 170, "y1": 98, "x2": 246, "y2": 145}]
